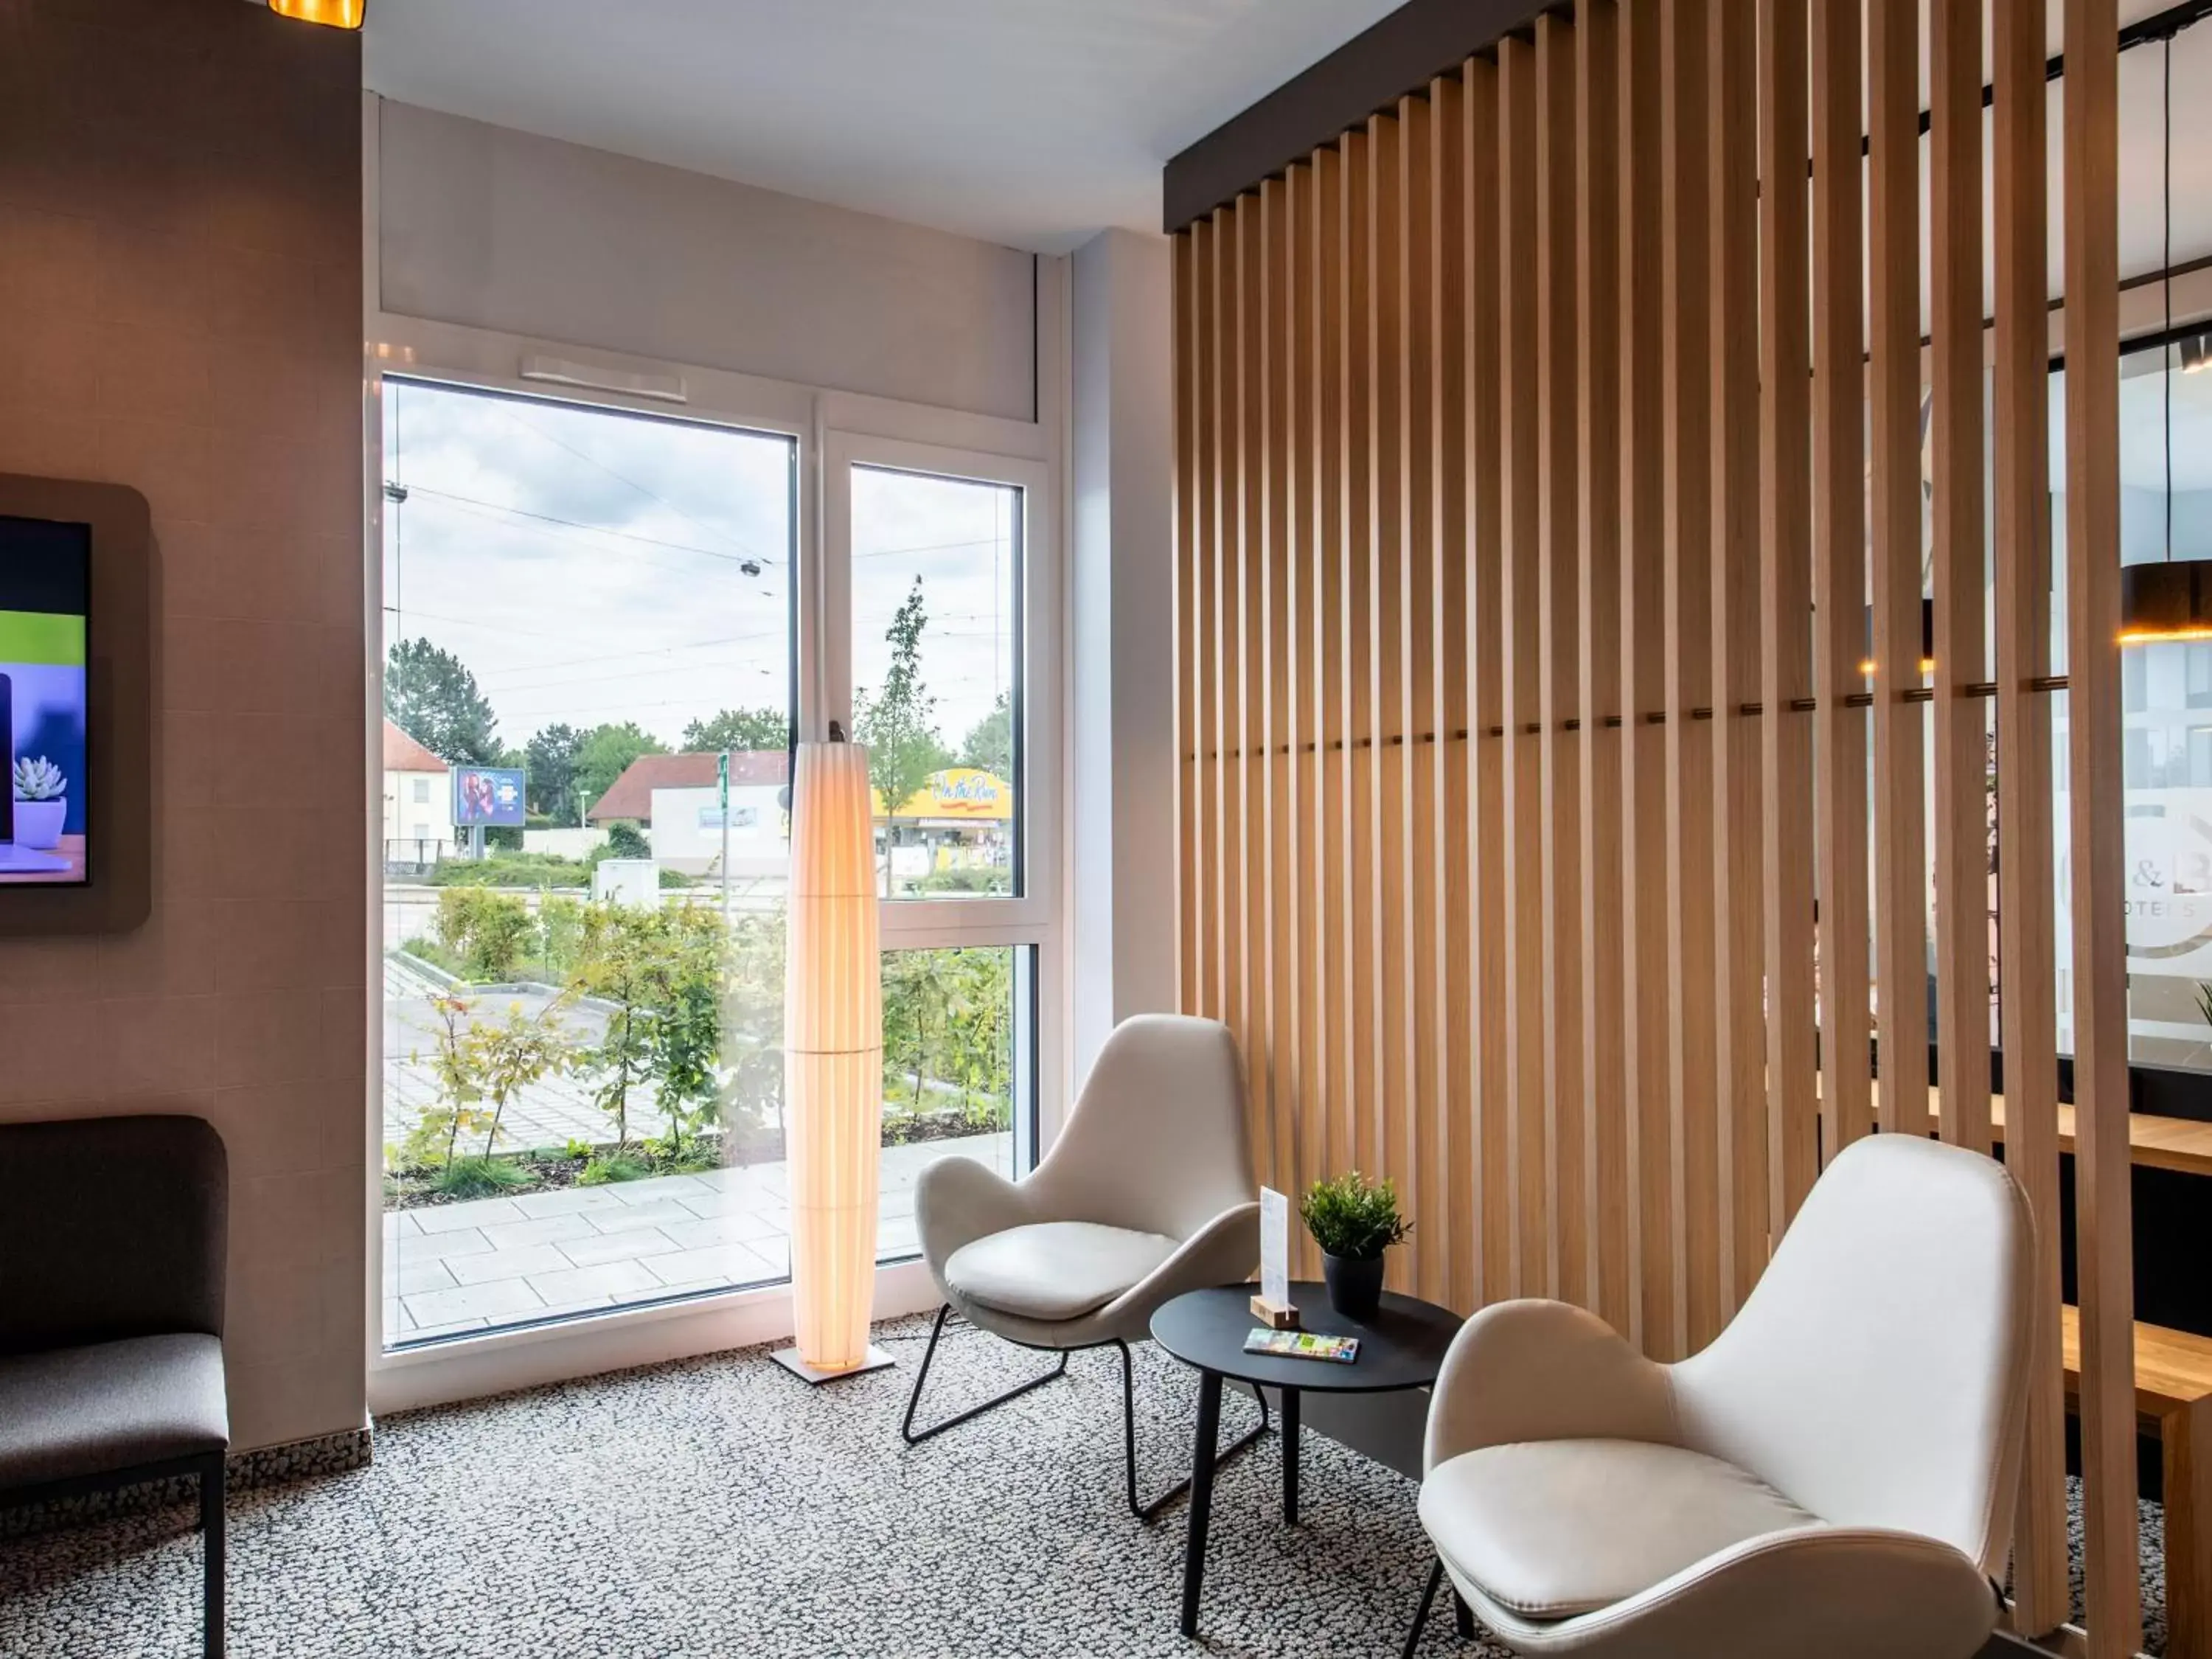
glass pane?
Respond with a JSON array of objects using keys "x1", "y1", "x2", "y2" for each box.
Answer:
[
  {"x1": 379, "y1": 378, "x2": 799, "y2": 1346},
  {"x1": 849, "y1": 464, "x2": 1020, "y2": 899},
  {"x1": 877, "y1": 945, "x2": 1026, "y2": 1262}
]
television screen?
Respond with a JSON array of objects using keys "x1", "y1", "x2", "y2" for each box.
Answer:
[{"x1": 0, "y1": 515, "x2": 90, "y2": 886}]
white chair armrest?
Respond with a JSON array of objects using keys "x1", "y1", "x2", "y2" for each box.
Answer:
[
  {"x1": 1425, "y1": 1300, "x2": 1676, "y2": 1472},
  {"x1": 1466, "y1": 1527, "x2": 1997, "y2": 1659},
  {"x1": 1099, "y1": 1200, "x2": 1259, "y2": 1320},
  {"x1": 914, "y1": 1156, "x2": 1033, "y2": 1279}
]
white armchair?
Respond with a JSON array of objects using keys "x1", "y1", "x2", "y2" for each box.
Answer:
[
  {"x1": 902, "y1": 1014, "x2": 1265, "y2": 1519},
  {"x1": 1406, "y1": 1133, "x2": 2034, "y2": 1659}
]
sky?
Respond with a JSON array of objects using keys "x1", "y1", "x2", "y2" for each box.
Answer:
[{"x1": 381, "y1": 380, "x2": 1018, "y2": 759}]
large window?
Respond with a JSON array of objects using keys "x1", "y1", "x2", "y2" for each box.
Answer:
[{"x1": 376, "y1": 383, "x2": 1051, "y2": 1351}]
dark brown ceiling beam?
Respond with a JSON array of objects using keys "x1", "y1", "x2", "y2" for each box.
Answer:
[{"x1": 1161, "y1": 0, "x2": 1552, "y2": 233}]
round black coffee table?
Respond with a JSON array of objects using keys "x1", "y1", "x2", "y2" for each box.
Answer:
[{"x1": 1151, "y1": 1281, "x2": 1461, "y2": 1638}]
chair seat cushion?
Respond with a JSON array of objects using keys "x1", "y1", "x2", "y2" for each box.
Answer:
[
  {"x1": 0, "y1": 1334, "x2": 229, "y2": 1492},
  {"x1": 945, "y1": 1221, "x2": 1180, "y2": 1322},
  {"x1": 1423, "y1": 1439, "x2": 1823, "y2": 1619}
]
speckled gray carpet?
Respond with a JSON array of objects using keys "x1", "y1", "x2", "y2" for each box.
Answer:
[
  {"x1": 0, "y1": 1313, "x2": 2174, "y2": 1658},
  {"x1": 0, "y1": 1314, "x2": 1502, "y2": 1659}
]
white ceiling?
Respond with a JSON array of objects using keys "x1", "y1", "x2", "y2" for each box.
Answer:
[{"x1": 361, "y1": 0, "x2": 1404, "y2": 254}]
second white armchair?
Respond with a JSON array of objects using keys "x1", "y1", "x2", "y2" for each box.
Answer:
[{"x1": 902, "y1": 1014, "x2": 1265, "y2": 1519}]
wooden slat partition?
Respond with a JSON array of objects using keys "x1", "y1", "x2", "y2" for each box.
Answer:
[
  {"x1": 1166, "y1": 10, "x2": 2142, "y2": 1641},
  {"x1": 2064, "y1": 3, "x2": 2143, "y2": 1652},
  {"x1": 1992, "y1": 0, "x2": 2067, "y2": 1633}
]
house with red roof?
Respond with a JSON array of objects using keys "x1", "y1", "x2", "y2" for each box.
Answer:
[
  {"x1": 381, "y1": 719, "x2": 455, "y2": 865},
  {"x1": 588, "y1": 751, "x2": 791, "y2": 875}
]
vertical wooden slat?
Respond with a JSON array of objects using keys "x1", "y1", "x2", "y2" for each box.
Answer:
[
  {"x1": 1617, "y1": 0, "x2": 1673, "y2": 1358},
  {"x1": 1499, "y1": 35, "x2": 1546, "y2": 1301},
  {"x1": 1366, "y1": 111, "x2": 1402, "y2": 1217},
  {"x1": 1992, "y1": 0, "x2": 2066, "y2": 1632},
  {"x1": 1930, "y1": 0, "x2": 1990, "y2": 1158},
  {"x1": 1206, "y1": 210, "x2": 1231, "y2": 1033},
  {"x1": 1535, "y1": 13, "x2": 1587, "y2": 1310},
  {"x1": 1465, "y1": 58, "x2": 1512, "y2": 1310},
  {"x1": 1809, "y1": 0, "x2": 1873, "y2": 1169},
  {"x1": 1430, "y1": 68, "x2": 1473, "y2": 1316},
  {"x1": 1575, "y1": 0, "x2": 1628, "y2": 1335},
  {"x1": 1288, "y1": 157, "x2": 1321, "y2": 1279},
  {"x1": 1175, "y1": 228, "x2": 1200, "y2": 1018},
  {"x1": 1344, "y1": 128, "x2": 1380, "y2": 1189},
  {"x1": 1708, "y1": 0, "x2": 1765, "y2": 1313},
  {"x1": 1262, "y1": 176, "x2": 1295, "y2": 1205},
  {"x1": 1316, "y1": 142, "x2": 1352, "y2": 1202},
  {"x1": 2063, "y1": 2, "x2": 2142, "y2": 1652},
  {"x1": 1661, "y1": 0, "x2": 1718, "y2": 1352},
  {"x1": 1865, "y1": 0, "x2": 1930, "y2": 1145},
  {"x1": 1756, "y1": 0, "x2": 1816, "y2": 1237},
  {"x1": 1234, "y1": 195, "x2": 1268, "y2": 1188},
  {"x1": 1395, "y1": 92, "x2": 1436, "y2": 1296}
]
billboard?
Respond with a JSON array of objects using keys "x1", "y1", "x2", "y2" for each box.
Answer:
[{"x1": 453, "y1": 765, "x2": 526, "y2": 828}]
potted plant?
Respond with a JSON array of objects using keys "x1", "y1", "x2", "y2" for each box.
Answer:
[
  {"x1": 1299, "y1": 1170, "x2": 1411, "y2": 1321},
  {"x1": 10, "y1": 757, "x2": 66, "y2": 850}
]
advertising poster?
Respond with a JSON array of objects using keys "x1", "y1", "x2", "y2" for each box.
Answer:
[{"x1": 452, "y1": 765, "x2": 526, "y2": 828}]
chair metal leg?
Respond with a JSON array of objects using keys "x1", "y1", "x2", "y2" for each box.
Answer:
[
  {"x1": 200, "y1": 1453, "x2": 225, "y2": 1659},
  {"x1": 1115, "y1": 1338, "x2": 1270, "y2": 1523},
  {"x1": 1453, "y1": 1586, "x2": 1475, "y2": 1639},
  {"x1": 1402, "y1": 1557, "x2": 1444, "y2": 1659},
  {"x1": 900, "y1": 1304, "x2": 1069, "y2": 1444}
]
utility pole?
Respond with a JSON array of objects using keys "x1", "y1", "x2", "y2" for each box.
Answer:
[{"x1": 718, "y1": 749, "x2": 731, "y2": 919}]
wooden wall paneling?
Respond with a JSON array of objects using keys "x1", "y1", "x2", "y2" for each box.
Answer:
[
  {"x1": 1287, "y1": 158, "x2": 1322, "y2": 1280},
  {"x1": 1464, "y1": 58, "x2": 1513, "y2": 1310},
  {"x1": 1707, "y1": 0, "x2": 1766, "y2": 1313},
  {"x1": 1756, "y1": 0, "x2": 1817, "y2": 1237},
  {"x1": 1262, "y1": 175, "x2": 1297, "y2": 1205},
  {"x1": 1928, "y1": 0, "x2": 1991, "y2": 1158},
  {"x1": 1498, "y1": 35, "x2": 1547, "y2": 1300},
  {"x1": 1176, "y1": 227, "x2": 1201, "y2": 1018},
  {"x1": 1660, "y1": 0, "x2": 1719, "y2": 1350},
  {"x1": 1366, "y1": 109, "x2": 1404, "y2": 1225},
  {"x1": 1316, "y1": 142, "x2": 1353, "y2": 1203},
  {"x1": 1535, "y1": 13, "x2": 1587, "y2": 1310},
  {"x1": 1234, "y1": 193, "x2": 1268, "y2": 1186},
  {"x1": 1991, "y1": 0, "x2": 2066, "y2": 1632},
  {"x1": 1865, "y1": 0, "x2": 1930, "y2": 1144},
  {"x1": 1809, "y1": 0, "x2": 1873, "y2": 1169},
  {"x1": 1616, "y1": 0, "x2": 1673, "y2": 1358},
  {"x1": 1395, "y1": 91, "x2": 1437, "y2": 1297},
  {"x1": 1429, "y1": 66, "x2": 1473, "y2": 1315},
  {"x1": 1574, "y1": 0, "x2": 1628, "y2": 1335},
  {"x1": 1344, "y1": 128, "x2": 1381, "y2": 1185},
  {"x1": 2062, "y1": 1, "x2": 2143, "y2": 1651}
]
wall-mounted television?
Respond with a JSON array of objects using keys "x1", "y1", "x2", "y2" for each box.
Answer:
[
  {"x1": 0, "y1": 474, "x2": 150, "y2": 936},
  {"x1": 0, "y1": 515, "x2": 91, "y2": 886}
]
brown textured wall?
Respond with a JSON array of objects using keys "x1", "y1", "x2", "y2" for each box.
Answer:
[{"x1": 0, "y1": 0, "x2": 366, "y2": 1450}]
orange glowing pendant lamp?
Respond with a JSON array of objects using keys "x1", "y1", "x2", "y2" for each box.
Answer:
[
  {"x1": 771, "y1": 726, "x2": 894, "y2": 1383},
  {"x1": 265, "y1": 0, "x2": 365, "y2": 28}
]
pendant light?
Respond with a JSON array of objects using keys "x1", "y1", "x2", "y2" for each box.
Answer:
[
  {"x1": 2120, "y1": 27, "x2": 2212, "y2": 644},
  {"x1": 265, "y1": 0, "x2": 364, "y2": 27}
]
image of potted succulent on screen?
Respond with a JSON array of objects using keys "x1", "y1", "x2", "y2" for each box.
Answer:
[{"x1": 0, "y1": 515, "x2": 91, "y2": 884}]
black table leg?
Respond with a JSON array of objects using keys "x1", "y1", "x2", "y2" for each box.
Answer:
[
  {"x1": 1281, "y1": 1385, "x2": 1300, "y2": 1525},
  {"x1": 1179, "y1": 1368, "x2": 1224, "y2": 1638}
]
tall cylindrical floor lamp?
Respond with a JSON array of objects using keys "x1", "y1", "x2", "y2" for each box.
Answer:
[{"x1": 772, "y1": 732, "x2": 894, "y2": 1382}]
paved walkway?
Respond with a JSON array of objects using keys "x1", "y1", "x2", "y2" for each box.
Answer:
[{"x1": 383, "y1": 1133, "x2": 1012, "y2": 1342}]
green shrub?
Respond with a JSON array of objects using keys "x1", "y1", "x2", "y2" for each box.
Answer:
[
  {"x1": 578, "y1": 1153, "x2": 653, "y2": 1185},
  {"x1": 1298, "y1": 1171, "x2": 1411, "y2": 1262},
  {"x1": 427, "y1": 855, "x2": 589, "y2": 888},
  {"x1": 603, "y1": 820, "x2": 650, "y2": 860},
  {"x1": 434, "y1": 888, "x2": 533, "y2": 981},
  {"x1": 431, "y1": 1155, "x2": 533, "y2": 1198}
]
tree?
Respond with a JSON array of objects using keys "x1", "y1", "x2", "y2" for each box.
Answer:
[
  {"x1": 524, "y1": 723, "x2": 583, "y2": 823},
  {"x1": 572, "y1": 722, "x2": 668, "y2": 821},
  {"x1": 853, "y1": 578, "x2": 951, "y2": 830},
  {"x1": 681, "y1": 706, "x2": 791, "y2": 754},
  {"x1": 386, "y1": 638, "x2": 499, "y2": 765},
  {"x1": 959, "y1": 691, "x2": 1013, "y2": 779}
]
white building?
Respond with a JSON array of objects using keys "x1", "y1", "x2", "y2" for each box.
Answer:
[{"x1": 381, "y1": 720, "x2": 454, "y2": 867}]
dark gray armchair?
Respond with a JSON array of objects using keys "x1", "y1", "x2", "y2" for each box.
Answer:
[{"x1": 0, "y1": 1115, "x2": 230, "y2": 1658}]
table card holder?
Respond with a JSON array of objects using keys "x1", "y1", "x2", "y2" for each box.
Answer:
[{"x1": 1250, "y1": 1186, "x2": 1299, "y2": 1329}]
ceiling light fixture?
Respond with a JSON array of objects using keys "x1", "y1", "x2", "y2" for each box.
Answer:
[
  {"x1": 265, "y1": 0, "x2": 364, "y2": 29},
  {"x1": 2121, "y1": 27, "x2": 2212, "y2": 645}
]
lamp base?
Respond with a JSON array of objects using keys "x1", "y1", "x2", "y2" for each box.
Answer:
[{"x1": 769, "y1": 1343, "x2": 897, "y2": 1385}]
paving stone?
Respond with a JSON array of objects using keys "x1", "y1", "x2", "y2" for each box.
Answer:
[
  {"x1": 478, "y1": 1211, "x2": 600, "y2": 1251},
  {"x1": 402, "y1": 1278, "x2": 544, "y2": 1326},
  {"x1": 524, "y1": 1259, "x2": 665, "y2": 1305},
  {"x1": 442, "y1": 1244, "x2": 577, "y2": 1287},
  {"x1": 554, "y1": 1227, "x2": 685, "y2": 1269}
]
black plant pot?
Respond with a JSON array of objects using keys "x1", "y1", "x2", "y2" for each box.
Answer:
[{"x1": 1321, "y1": 1252, "x2": 1385, "y2": 1322}]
